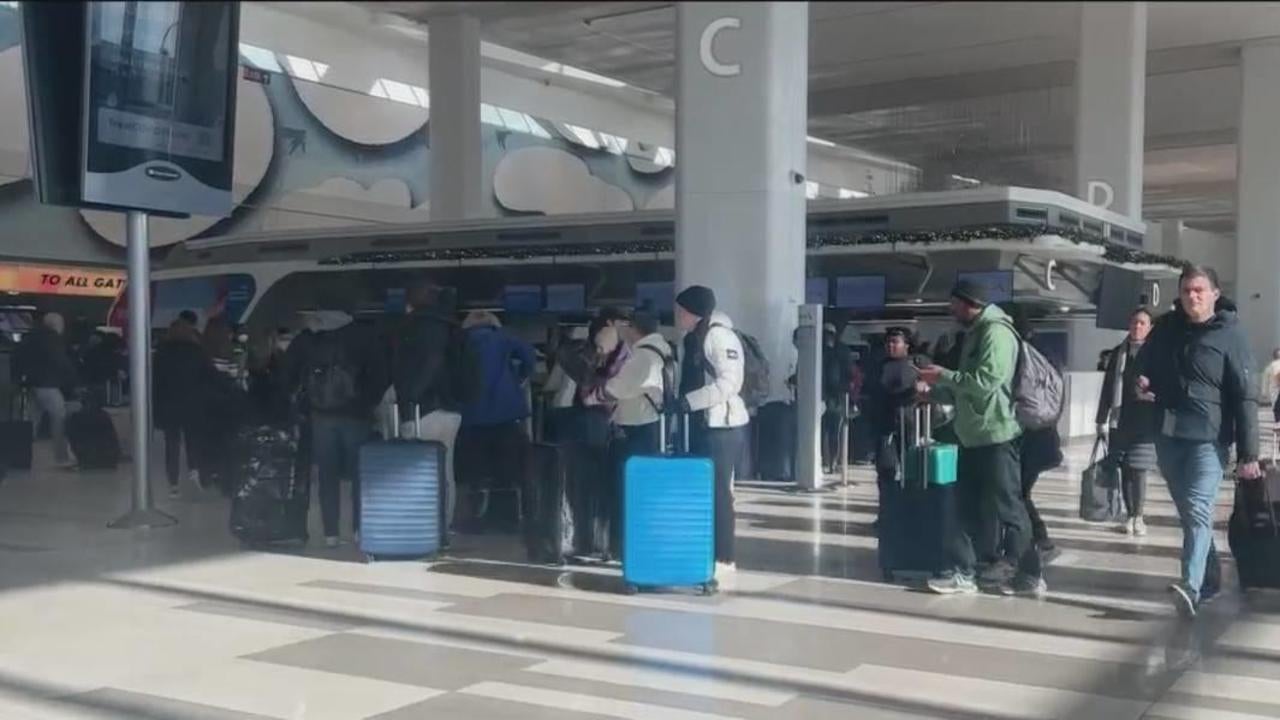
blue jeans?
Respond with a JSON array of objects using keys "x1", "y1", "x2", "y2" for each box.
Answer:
[
  {"x1": 1155, "y1": 436, "x2": 1224, "y2": 601},
  {"x1": 312, "y1": 414, "x2": 370, "y2": 538}
]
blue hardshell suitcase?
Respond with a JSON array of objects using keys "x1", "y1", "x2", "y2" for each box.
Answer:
[
  {"x1": 358, "y1": 408, "x2": 443, "y2": 561},
  {"x1": 622, "y1": 416, "x2": 717, "y2": 595}
]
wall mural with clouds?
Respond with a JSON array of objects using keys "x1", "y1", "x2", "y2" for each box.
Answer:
[{"x1": 0, "y1": 5, "x2": 674, "y2": 264}]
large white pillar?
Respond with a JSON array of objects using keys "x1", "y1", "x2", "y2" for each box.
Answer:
[
  {"x1": 1075, "y1": 2, "x2": 1147, "y2": 221},
  {"x1": 1235, "y1": 41, "x2": 1280, "y2": 362},
  {"x1": 675, "y1": 2, "x2": 808, "y2": 400},
  {"x1": 428, "y1": 14, "x2": 484, "y2": 220}
]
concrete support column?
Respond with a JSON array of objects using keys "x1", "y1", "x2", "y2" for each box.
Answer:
[
  {"x1": 675, "y1": 2, "x2": 808, "y2": 400},
  {"x1": 1235, "y1": 41, "x2": 1280, "y2": 362},
  {"x1": 1075, "y1": 2, "x2": 1147, "y2": 221},
  {"x1": 428, "y1": 14, "x2": 483, "y2": 220}
]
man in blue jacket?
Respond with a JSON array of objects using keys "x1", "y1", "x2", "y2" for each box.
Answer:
[
  {"x1": 456, "y1": 311, "x2": 537, "y2": 529},
  {"x1": 1136, "y1": 265, "x2": 1260, "y2": 618}
]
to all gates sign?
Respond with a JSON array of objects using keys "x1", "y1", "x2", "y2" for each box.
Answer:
[{"x1": 0, "y1": 264, "x2": 126, "y2": 297}]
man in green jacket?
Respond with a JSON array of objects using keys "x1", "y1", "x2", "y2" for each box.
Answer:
[{"x1": 917, "y1": 279, "x2": 1046, "y2": 597}]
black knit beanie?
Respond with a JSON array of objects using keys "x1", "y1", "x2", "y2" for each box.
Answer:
[{"x1": 675, "y1": 285, "x2": 716, "y2": 318}]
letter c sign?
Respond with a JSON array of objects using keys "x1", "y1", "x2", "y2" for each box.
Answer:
[{"x1": 700, "y1": 17, "x2": 741, "y2": 77}]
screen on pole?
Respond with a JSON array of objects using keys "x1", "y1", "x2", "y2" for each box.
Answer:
[
  {"x1": 835, "y1": 275, "x2": 886, "y2": 310},
  {"x1": 502, "y1": 285, "x2": 542, "y2": 314},
  {"x1": 544, "y1": 283, "x2": 585, "y2": 313},
  {"x1": 805, "y1": 277, "x2": 830, "y2": 306},
  {"x1": 635, "y1": 281, "x2": 674, "y2": 313},
  {"x1": 956, "y1": 270, "x2": 1014, "y2": 304},
  {"x1": 81, "y1": 1, "x2": 240, "y2": 216},
  {"x1": 1096, "y1": 266, "x2": 1146, "y2": 330}
]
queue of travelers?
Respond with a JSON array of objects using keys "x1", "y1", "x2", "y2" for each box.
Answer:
[{"x1": 7, "y1": 263, "x2": 1266, "y2": 619}]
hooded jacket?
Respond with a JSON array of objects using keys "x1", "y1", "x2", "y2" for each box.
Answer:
[
  {"x1": 935, "y1": 304, "x2": 1021, "y2": 447},
  {"x1": 685, "y1": 311, "x2": 749, "y2": 429},
  {"x1": 1134, "y1": 297, "x2": 1258, "y2": 461},
  {"x1": 605, "y1": 333, "x2": 673, "y2": 427},
  {"x1": 460, "y1": 325, "x2": 537, "y2": 428}
]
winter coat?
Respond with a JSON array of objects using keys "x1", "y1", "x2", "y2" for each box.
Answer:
[
  {"x1": 15, "y1": 327, "x2": 76, "y2": 391},
  {"x1": 460, "y1": 326, "x2": 537, "y2": 428},
  {"x1": 393, "y1": 308, "x2": 462, "y2": 416},
  {"x1": 153, "y1": 335, "x2": 213, "y2": 431},
  {"x1": 606, "y1": 333, "x2": 672, "y2": 427},
  {"x1": 284, "y1": 313, "x2": 391, "y2": 421},
  {"x1": 1096, "y1": 339, "x2": 1159, "y2": 471},
  {"x1": 935, "y1": 304, "x2": 1022, "y2": 448},
  {"x1": 684, "y1": 311, "x2": 749, "y2": 429},
  {"x1": 1135, "y1": 297, "x2": 1259, "y2": 462}
]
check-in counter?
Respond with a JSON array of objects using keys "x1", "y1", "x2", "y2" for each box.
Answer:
[{"x1": 1059, "y1": 371, "x2": 1104, "y2": 439}]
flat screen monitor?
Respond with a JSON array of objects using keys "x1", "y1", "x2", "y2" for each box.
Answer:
[
  {"x1": 805, "y1": 277, "x2": 830, "y2": 306},
  {"x1": 956, "y1": 270, "x2": 1014, "y2": 305},
  {"x1": 1096, "y1": 266, "x2": 1145, "y2": 330},
  {"x1": 545, "y1": 283, "x2": 585, "y2": 313},
  {"x1": 502, "y1": 285, "x2": 542, "y2": 314},
  {"x1": 835, "y1": 275, "x2": 886, "y2": 310},
  {"x1": 635, "y1": 281, "x2": 674, "y2": 313}
]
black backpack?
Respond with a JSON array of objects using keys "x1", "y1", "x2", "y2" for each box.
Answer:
[
  {"x1": 306, "y1": 333, "x2": 359, "y2": 412},
  {"x1": 638, "y1": 344, "x2": 677, "y2": 413},
  {"x1": 709, "y1": 324, "x2": 771, "y2": 410}
]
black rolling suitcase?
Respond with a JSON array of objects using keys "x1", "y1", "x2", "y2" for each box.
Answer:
[
  {"x1": 755, "y1": 401, "x2": 795, "y2": 482},
  {"x1": 0, "y1": 392, "x2": 33, "y2": 471},
  {"x1": 66, "y1": 405, "x2": 121, "y2": 470},
  {"x1": 1228, "y1": 461, "x2": 1280, "y2": 590},
  {"x1": 230, "y1": 425, "x2": 308, "y2": 545},
  {"x1": 524, "y1": 442, "x2": 575, "y2": 565},
  {"x1": 878, "y1": 405, "x2": 956, "y2": 581}
]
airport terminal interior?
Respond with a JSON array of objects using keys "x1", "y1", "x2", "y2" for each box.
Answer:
[{"x1": 4, "y1": 1, "x2": 1280, "y2": 718}]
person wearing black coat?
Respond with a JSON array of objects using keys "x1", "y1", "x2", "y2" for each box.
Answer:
[
  {"x1": 1134, "y1": 266, "x2": 1261, "y2": 618},
  {"x1": 867, "y1": 328, "x2": 918, "y2": 523},
  {"x1": 15, "y1": 313, "x2": 77, "y2": 466},
  {"x1": 1096, "y1": 307, "x2": 1159, "y2": 537},
  {"x1": 153, "y1": 318, "x2": 216, "y2": 497}
]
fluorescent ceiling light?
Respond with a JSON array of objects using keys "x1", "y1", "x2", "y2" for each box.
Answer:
[
  {"x1": 806, "y1": 135, "x2": 837, "y2": 148},
  {"x1": 838, "y1": 188, "x2": 870, "y2": 199},
  {"x1": 950, "y1": 174, "x2": 981, "y2": 186}
]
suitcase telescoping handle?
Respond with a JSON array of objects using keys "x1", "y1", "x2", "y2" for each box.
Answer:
[{"x1": 388, "y1": 403, "x2": 422, "y2": 440}]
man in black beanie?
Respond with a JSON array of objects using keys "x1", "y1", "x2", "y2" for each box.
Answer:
[
  {"x1": 916, "y1": 278, "x2": 1044, "y2": 597},
  {"x1": 673, "y1": 285, "x2": 749, "y2": 581}
]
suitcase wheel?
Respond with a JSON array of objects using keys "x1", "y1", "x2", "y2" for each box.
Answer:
[{"x1": 624, "y1": 584, "x2": 639, "y2": 596}]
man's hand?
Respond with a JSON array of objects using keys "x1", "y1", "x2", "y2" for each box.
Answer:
[
  {"x1": 917, "y1": 365, "x2": 945, "y2": 385},
  {"x1": 1096, "y1": 423, "x2": 1107, "y2": 439},
  {"x1": 1136, "y1": 375, "x2": 1151, "y2": 392},
  {"x1": 1239, "y1": 461, "x2": 1263, "y2": 480}
]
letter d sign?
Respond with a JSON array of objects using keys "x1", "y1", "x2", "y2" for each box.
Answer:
[
  {"x1": 1086, "y1": 180, "x2": 1115, "y2": 210},
  {"x1": 700, "y1": 17, "x2": 741, "y2": 77}
]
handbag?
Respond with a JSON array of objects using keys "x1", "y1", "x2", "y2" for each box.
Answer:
[{"x1": 1080, "y1": 436, "x2": 1123, "y2": 522}]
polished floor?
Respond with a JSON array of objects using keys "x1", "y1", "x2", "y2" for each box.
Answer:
[{"x1": 0, "y1": 431, "x2": 1278, "y2": 719}]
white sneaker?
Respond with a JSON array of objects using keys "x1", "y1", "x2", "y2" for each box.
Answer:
[
  {"x1": 1133, "y1": 517, "x2": 1148, "y2": 537},
  {"x1": 188, "y1": 469, "x2": 203, "y2": 489},
  {"x1": 714, "y1": 562, "x2": 737, "y2": 580},
  {"x1": 1120, "y1": 518, "x2": 1134, "y2": 535},
  {"x1": 325, "y1": 536, "x2": 340, "y2": 549}
]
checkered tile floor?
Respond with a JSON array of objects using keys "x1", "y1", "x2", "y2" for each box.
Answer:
[{"x1": 0, "y1": 429, "x2": 1277, "y2": 719}]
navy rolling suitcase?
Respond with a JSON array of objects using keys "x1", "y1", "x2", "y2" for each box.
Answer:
[
  {"x1": 359, "y1": 406, "x2": 444, "y2": 562},
  {"x1": 623, "y1": 415, "x2": 717, "y2": 595}
]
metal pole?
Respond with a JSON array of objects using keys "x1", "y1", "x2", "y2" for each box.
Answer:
[
  {"x1": 109, "y1": 211, "x2": 176, "y2": 530},
  {"x1": 795, "y1": 304, "x2": 825, "y2": 492}
]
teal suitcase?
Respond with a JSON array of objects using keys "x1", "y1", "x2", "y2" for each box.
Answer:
[{"x1": 900, "y1": 404, "x2": 957, "y2": 490}]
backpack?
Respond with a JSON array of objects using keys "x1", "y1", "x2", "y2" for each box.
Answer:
[
  {"x1": 710, "y1": 324, "x2": 771, "y2": 410},
  {"x1": 638, "y1": 344, "x2": 677, "y2": 414},
  {"x1": 306, "y1": 333, "x2": 359, "y2": 412},
  {"x1": 997, "y1": 320, "x2": 1064, "y2": 430}
]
